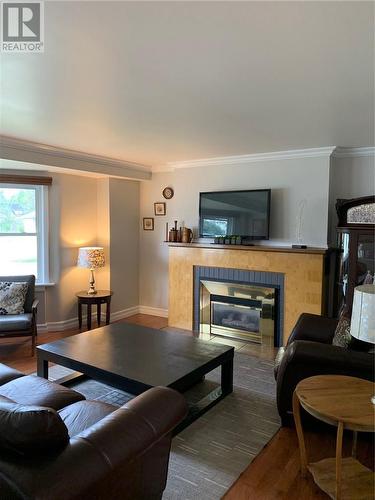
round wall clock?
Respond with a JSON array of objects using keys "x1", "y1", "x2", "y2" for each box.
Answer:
[{"x1": 162, "y1": 187, "x2": 174, "y2": 200}]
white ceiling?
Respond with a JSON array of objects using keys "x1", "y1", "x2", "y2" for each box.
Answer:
[{"x1": 1, "y1": 1, "x2": 374, "y2": 168}]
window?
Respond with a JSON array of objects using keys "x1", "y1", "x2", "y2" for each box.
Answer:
[{"x1": 0, "y1": 184, "x2": 49, "y2": 283}]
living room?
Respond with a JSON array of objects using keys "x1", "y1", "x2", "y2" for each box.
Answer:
[{"x1": 0, "y1": 1, "x2": 374, "y2": 499}]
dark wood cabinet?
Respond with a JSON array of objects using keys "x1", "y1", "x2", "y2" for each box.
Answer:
[{"x1": 335, "y1": 196, "x2": 375, "y2": 315}]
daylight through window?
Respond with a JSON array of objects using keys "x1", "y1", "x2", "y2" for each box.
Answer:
[{"x1": 0, "y1": 184, "x2": 49, "y2": 282}]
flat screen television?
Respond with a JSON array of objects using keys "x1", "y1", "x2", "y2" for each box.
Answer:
[{"x1": 199, "y1": 189, "x2": 271, "y2": 240}]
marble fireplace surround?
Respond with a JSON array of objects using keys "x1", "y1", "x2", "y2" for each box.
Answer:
[
  {"x1": 194, "y1": 266, "x2": 284, "y2": 347},
  {"x1": 168, "y1": 243, "x2": 327, "y2": 345}
]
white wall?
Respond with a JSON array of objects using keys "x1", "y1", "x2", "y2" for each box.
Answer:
[
  {"x1": 328, "y1": 154, "x2": 375, "y2": 244},
  {"x1": 139, "y1": 156, "x2": 331, "y2": 310}
]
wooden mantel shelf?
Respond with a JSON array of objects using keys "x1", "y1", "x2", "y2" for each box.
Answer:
[{"x1": 167, "y1": 242, "x2": 328, "y2": 255}]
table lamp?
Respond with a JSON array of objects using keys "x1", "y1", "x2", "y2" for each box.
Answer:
[
  {"x1": 350, "y1": 284, "x2": 375, "y2": 403},
  {"x1": 77, "y1": 247, "x2": 105, "y2": 295}
]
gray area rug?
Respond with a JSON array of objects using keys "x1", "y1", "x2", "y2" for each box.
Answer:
[{"x1": 48, "y1": 352, "x2": 280, "y2": 499}]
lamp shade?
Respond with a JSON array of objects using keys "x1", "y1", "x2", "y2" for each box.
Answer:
[
  {"x1": 350, "y1": 284, "x2": 375, "y2": 344},
  {"x1": 77, "y1": 247, "x2": 105, "y2": 269}
]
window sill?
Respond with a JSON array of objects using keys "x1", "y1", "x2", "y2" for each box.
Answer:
[{"x1": 36, "y1": 282, "x2": 55, "y2": 291}]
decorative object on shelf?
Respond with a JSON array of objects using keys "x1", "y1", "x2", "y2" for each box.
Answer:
[
  {"x1": 213, "y1": 235, "x2": 243, "y2": 245},
  {"x1": 162, "y1": 187, "x2": 174, "y2": 200},
  {"x1": 168, "y1": 221, "x2": 178, "y2": 242},
  {"x1": 143, "y1": 217, "x2": 154, "y2": 231},
  {"x1": 77, "y1": 247, "x2": 105, "y2": 295},
  {"x1": 363, "y1": 270, "x2": 374, "y2": 284},
  {"x1": 334, "y1": 195, "x2": 375, "y2": 316},
  {"x1": 181, "y1": 227, "x2": 193, "y2": 243},
  {"x1": 292, "y1": 199, "x2": 307, "y2": 249},
  {"x1": 154, "y1": 202, "x2": 166, "y2": 216},
  {"x1": 168, "y1": 228, "x2": 177, "y2": 242}
]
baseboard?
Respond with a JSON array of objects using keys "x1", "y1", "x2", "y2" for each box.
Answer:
[
  {"x1": 109, "y1": 306, "x2": 140, "y2": 322},
  {"x1": 37, "y1": 305, "x2": 168, "y2": 332},
  {"x1": 138, "y1": 305, "x2": 169, "y2": 318}
]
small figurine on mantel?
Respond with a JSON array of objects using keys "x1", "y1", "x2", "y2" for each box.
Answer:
[{"x1": 166, "y1": 221, "x2": 193, "y2": 243}]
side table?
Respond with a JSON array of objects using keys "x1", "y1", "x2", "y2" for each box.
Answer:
[
  {"x1": 76, "y1": 290, "x2": 113, "y2": 331},
  {"x1": 293, "y1": 375, "x2": 374, "y2": 500}
]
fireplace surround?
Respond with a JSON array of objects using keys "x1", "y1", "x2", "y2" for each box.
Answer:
[{"x1": 168, "y1": 243, "x2": 328, "y2": 345}]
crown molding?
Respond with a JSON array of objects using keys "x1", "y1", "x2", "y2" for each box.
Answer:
[
  {"x1": 332, "y1": 147, "x2": 375, "y2": 159},
  {"x1": 0, "y1": 136, "x2": 152, "y2": 180},
  {"x1": 159, "y1": 146, "x2": 336, "y2": 171}
]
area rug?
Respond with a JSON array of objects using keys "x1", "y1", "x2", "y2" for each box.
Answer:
[{"x1": 48, "y1": 352, "x2": 280, "y2": 499}]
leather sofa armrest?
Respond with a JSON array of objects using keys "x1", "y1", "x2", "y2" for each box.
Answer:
[
  {"x1": 287, "y1": 313, "x2": 338, "y2": 346},
  {"x1": 75, "y1": 386, "x2": 188, "y2": 464},
  {"x1": 0, "y1": 387, "x2": 188, "y2": 500},
  {"x1": 276, "y1": 340, "x2": 374, "y2": 424}
]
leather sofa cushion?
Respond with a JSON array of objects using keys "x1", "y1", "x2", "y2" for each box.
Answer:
[
  {"x1": 59, "y1": 400, "x2": 116, "y2": 437},
  {"x1": 0, "y1": 363, "x2": 24, "y2": 385},
  {"x1": 0, "y1": 395, "x2": 69, "y2": 455},
  {"x1": 0, "y1": 313, "x2": 32, "y2": 332},
  {"x1": 0, "y1": 375, "x2": 85, "y2": 410}
]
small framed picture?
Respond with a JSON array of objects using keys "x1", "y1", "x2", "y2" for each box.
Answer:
[
  {"x1": 154, "y1": 202, "x2": 166, "y2": 216},
  {"x1": 143, "y1": 217, "x2": 154, "y2": 230}
]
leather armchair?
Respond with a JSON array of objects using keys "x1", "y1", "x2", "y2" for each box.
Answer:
[
  {"x1": 0, "y1": 275, "x2": 38, "y2": 355},
  {"x1": 0, "y1": 363, "x2": 188, "y2": 499},
  {"x1": 275, "y1": 313, "x2": 374, "y2": 426}
]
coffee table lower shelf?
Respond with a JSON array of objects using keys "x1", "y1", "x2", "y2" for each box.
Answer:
[{"x1": 308, "y1": 457, "x2": 374, "y2": 500}]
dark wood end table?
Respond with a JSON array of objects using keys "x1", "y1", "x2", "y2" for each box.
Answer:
[{"x1": 76, "y1": 290, "x2": 113, "y2": 331}]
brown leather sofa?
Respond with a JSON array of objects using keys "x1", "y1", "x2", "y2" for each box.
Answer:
[
  {"x1": 274, "y1": 313, "x2": 374, "y2": 426},
  {"x1": 0, "y1": 363, "x2": 187, "y2": 500}
]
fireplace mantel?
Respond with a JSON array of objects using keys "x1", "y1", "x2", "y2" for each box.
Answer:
[
  {"x1": 167, "y1": 242, "x2": 327, "y2": 255},
  {"x1": 168, "y1": 244, "x2": 330, "y2": 345}
]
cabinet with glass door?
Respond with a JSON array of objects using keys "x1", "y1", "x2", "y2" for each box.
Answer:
[{"x1": 335, "y1": 196, "x2": 375, "y2": 315}]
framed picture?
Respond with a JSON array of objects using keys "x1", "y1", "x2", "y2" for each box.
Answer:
[
  {"x1": 154, "y1": 202, "x2": 166, "y2": 216},
  {"x1": 143, "y1": 217, "x2": 154, "y2": 230}
]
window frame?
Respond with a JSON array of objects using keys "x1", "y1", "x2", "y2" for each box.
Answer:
[{"x1": 0, "y1": 183, "x2": 49, "y2": 283}]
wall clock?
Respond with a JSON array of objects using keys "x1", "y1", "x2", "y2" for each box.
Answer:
[{"x1": 162, "y1": 187, "x2": 174, "y2": 200}]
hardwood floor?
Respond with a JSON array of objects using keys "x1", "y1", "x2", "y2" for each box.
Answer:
[
  {"x1": 0, "y1": 314, "x2": 372, "y2": 499},
  {"x1": 224, "y1": 428, "x2": 373, "y2": 500}
]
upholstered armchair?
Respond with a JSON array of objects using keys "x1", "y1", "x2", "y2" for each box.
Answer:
[{"x1": 0, "y1": 275, "x2": 39, "y2": 355}]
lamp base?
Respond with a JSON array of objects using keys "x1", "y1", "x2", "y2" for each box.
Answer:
[{"x1": 87, "y1": 269, "x2": 97, "y2": 295}]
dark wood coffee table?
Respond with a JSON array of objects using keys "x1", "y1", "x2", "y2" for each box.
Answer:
[{"x1": 37, "y1": 323, "x2": 234, "y2": 433}]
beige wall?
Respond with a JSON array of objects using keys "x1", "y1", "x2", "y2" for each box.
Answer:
[
  {"x1": 32, "y1": 173, "x2": 140, "y2": 327},
  {"x1": 45, "y1": 173, "x2": 99, "y2": 323}
]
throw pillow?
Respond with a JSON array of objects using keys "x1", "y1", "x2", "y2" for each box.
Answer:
[
  {"x1": 0, "y1": 282, "x2": 28, "y2": 315},
  {"x1": 0, "y1": 396, "x2": 69, "y2": 455},
  {"x1": 332, "y1": 315, "x2": 351, "y2": 348}
]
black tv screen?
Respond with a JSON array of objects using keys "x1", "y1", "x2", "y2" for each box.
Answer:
[{"x1": 199, "y1": 189, "x2": 271, "y2": 240}]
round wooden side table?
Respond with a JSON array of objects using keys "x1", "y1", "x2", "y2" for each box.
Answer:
[
  {"x1": 293, "y1": 375, "x2": 375, "y2": 500},
  {"x1": 76, "y1": 290, "x2": 113, "y2": 331}
]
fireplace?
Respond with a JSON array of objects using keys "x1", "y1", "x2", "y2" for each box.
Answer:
[
  {"x1": 200, "y1": 280, "x2": 276, "y2": 344},
  {"x1": 193, "y1": 266, "x2": 284, "y2": 347}
]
